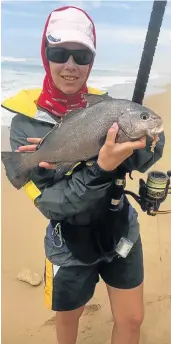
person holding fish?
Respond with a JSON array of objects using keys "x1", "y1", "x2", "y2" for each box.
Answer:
[{"x1": 1, "y1": 6, "x2": 165, "y2": 344}]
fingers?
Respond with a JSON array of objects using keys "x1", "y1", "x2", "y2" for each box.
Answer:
[
  {"x1": 134, "y1": 136, "x2": 146, "y2": 149},
  {"x1": 15, "y1": 138, "x2": 42, "y2": 152},
  {"x1": 105, "y1": 123, "x2": 119, "y2": 146},
  {"x1": 39, "y1": 162, "x2": 56, "y2": 170},
  {"x1": 16, "y1": 144, "x2": 38, "y2": 152},
  {"x1": 27, "y1": 138, "x2": 42, "y2": 144},
  {"x1": 126, "y1": 136, "x2": 146, "y2": 150}
]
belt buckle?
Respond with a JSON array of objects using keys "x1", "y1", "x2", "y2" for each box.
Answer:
[{"x1": 52, "y1": 222, "x2": 63, "y2": 248}]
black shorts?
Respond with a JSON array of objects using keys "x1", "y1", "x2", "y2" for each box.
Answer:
[{"x1": 44, "y1": 235, "x2": 144, "y2": 311}]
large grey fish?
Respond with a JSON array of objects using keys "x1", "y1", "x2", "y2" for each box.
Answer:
[{"x1": 1, "y1": 93, "x2": 163, "y2": 190}]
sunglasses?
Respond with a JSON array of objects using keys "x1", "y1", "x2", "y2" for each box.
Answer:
[{"x1": 45, "y1": 47, "x2": 94, "y2": 66}]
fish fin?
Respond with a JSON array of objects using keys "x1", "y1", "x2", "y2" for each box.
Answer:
[
  {"x1": 83, "y1": 93, "x2": 113, "y2": 107},
  {"x1": 62, "y1": 94, "x2": 113, "y2": 123},
  {"x1": 62, "y1": 109, "x2": 82, "y2": 123},
  {"x1": 36, "y1": 124, "x2": 60, "y2": 149},
  {"x1": 1, "y1": 152, "x2": 32, "y2": 190}
]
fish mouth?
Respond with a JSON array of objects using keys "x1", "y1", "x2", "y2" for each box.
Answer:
[{"x1": 149, "y1": 123, "x2": 164, "y2": 136}]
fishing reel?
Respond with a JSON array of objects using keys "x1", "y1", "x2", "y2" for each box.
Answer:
[
  {"x1": 110, "y1": 169, "x2": 171, "y2": 216},
  {"x1": 125, "y1": 170, "x2": 171, "y2": 215}
]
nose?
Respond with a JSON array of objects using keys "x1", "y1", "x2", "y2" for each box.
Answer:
[{"x1": 64, "y1": 55, "x2": 77, "y2": 70}]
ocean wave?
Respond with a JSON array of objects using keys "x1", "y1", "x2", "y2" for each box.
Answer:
[
  {"x1": 2, "y1": 56, "x2": 29, "y2": 63},
  {"x1": 1, "y1": 56, "x2": 42, "y2": 66}
]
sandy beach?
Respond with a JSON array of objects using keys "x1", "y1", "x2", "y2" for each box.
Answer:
[{"x1": 1, "y1": 85, "x2": 171, "y2": 344}]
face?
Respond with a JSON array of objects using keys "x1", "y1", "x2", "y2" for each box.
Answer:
[{"x1": 48, "y1": 42, "x2": 91, "y2": 95}]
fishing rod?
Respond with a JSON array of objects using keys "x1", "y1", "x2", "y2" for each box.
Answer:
[
  {"x1": 132, "y1": 0, "x2": 168, "y2": 104},
  {"x1": 110, "y1": 0, "x2": 171, "y2": 216},
  {"x1": 130, "y1": 0, "x2": 170, "y2": 215}
]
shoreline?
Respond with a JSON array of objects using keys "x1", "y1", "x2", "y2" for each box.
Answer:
[{"x1": 107, "y1": 79, "x2": 171, "y2": 100}]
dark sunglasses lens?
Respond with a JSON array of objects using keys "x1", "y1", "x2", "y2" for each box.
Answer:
[
  {"x1": 73, "y1": 50, "x2": 93, "y2": 65},
  {"x1": 46, "y1": 47, "x2": 69, "y2": 63},
  {"x1": 46, "y1": 47, "x2": 93, "y2": 65}
]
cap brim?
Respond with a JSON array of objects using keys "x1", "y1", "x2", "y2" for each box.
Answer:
[{"x1": 46, "y1": 30, "x2": 96, "y2": 54}]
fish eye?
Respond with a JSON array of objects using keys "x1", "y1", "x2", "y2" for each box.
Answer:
[{"x1": 140, "y1": 112, "x2": 149, "y2": 120}]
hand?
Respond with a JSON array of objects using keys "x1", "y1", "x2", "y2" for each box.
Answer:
[
  {"x1": 15, "y1": 138, "x2": 56, "y2": 170},
  {"x1": 97, "y1": 123, "x2": 146, "y2": 171}
]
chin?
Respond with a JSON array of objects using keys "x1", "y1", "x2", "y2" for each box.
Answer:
[
  {"x1": 64, "y1": 89, "x2": 76, "y2": 95},
  {"x1": 63, "y1": 86, "x2": 80, "y2": 95}
]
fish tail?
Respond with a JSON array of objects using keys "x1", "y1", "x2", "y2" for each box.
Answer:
[{"x1": 1, "y1": 151, "x2": 32, "y2": 189}]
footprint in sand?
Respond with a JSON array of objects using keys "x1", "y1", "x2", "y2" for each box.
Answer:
[
  {"x1": 146, "y1": 294, "x2": 171, "y2": 306},
  {"x1": 43, "y1": 316, "x2": 56, "y2": 327},
  {"x1": 17, "y1": 268, "x2": 43, "y2": 286},
  {"x1": 43, "y1": 305, "x2": 101, "y2": 328},
  {"x1": 83, "y1": 303, "x2": 101, "y2": 316}
]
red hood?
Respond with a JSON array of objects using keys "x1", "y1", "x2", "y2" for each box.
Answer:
[{"x1": 37, "y1": 6, "x2": 96, "y2": 117}]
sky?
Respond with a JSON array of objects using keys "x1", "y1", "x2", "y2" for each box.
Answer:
[{"x1": 1, "y1": 0, "x2": 171, "y2": 72}]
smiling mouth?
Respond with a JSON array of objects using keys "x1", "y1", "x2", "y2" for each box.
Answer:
[{"x1": 61, "y1": 76, "x2": 78, "y2": 81}]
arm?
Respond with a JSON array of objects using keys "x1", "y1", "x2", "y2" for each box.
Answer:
[{"x1": 10, "y1": 115, "x2": 114, "y2": 220}]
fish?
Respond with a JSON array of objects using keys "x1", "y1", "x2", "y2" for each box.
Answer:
[{"x1": 1, "y1": 93, "x2": 163, "y2": 190}]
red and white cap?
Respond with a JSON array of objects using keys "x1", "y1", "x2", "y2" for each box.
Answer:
[{"x1": 46, "y1": 7, "x2": 96, "y2": 54}]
